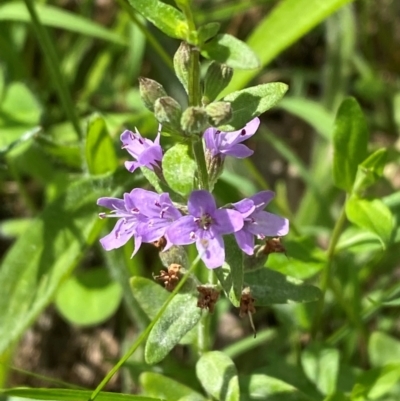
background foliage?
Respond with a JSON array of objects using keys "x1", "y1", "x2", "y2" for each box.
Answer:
[{"x1": 0, "y1": 0, "x2": 400, "y2": 400}]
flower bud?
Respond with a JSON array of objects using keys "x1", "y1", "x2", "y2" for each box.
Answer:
[
  {"x1": 202, "y1": 62, "x2": 233, "y2": 105},
  {"x1": 180, "y1": 106, "x2": 208, "y2": 135},
  {"x1": 205, "y1": 150, "x2": 224, "y2": 191},
  {"x1": 139, "y1": 77, "x2": 167, "y2": 112},
  {"x1": 243, "y1": 244, "x2": 269, "y2": 271},
  {"x1": 205, "y1": 101, "x2": 232, "y2": 126},
  {"x1": 154, "y1": 96, "x2": 182, "y2": 129},
  {"x1": 173, "y1": 42, "x2": 191, "y2": 93}
]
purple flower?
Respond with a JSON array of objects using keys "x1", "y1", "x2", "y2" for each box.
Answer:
[
  {"x1": 203, "y1": 117, "x2": 260, "y2": 159},
  {"x1": 121, "y1": 125, "x2": 163, "y2": 173},
  {"x1": 166, "y1": 190, "x2": 244, "y2": 269},
  {"x1": 98, "y1": 189, "x2": 181, "y2": 255},
  {"x1": 232, "y1": 190, "x2": 289, "y2": 255}
]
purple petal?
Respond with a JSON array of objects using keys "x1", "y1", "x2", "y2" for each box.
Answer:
[
  {"x1": 97, "y1": 197, "x2": 125, "y2": 210},
  {"x1": 221, "y1": 143, "x2": 253, "y2": 158},
  {"x1": 234, "y1": 229, "x2": 255, "y2": 255},
  {"x1": 232, "y1": 198, "x2": 255, "y2": 218},
  {"x1": 124, "y1": 161, "x2": 140, "y2": 173},
  {"x1": 250, "y1": 190, "x2": 275, "y2": 210},
  {"x1": 99, "y1": 219, "x2": 134, "y2": 250},
  {"x1": 138, "y1": 219, "x2": 168, "y2": 243},
  {"x1": 246, "y1": 211, "x2": 289, "y2": 237},
  {"x1": 188, "y1": 190, "x2": 217, "y2": 216},
  {"x1": 224, "y1": 117, "x2": 260, "y2": 145},
  {"x1": 166, "y1": 215, "x2": 197, "y2": 245},
  {"x1": 203, "y1": 127, "x2": 218, "y2": 154},
  {"x1": 212, "y1": 209, "x2": 243, "y2": 235},
  {"x1": 196, "y1": 232, "x2": 225, "y2": 269},
  {"x1": 137, "y1": 145, "x2": 163, "y2": 170}
]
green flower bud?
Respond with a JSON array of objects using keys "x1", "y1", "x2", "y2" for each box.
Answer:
[
  {"x1": 202, "y1": 62, "x2": 233, "y2": 105},
  {"x1": 174, "y1": 42, "x2": 191, "y2": 93},
  {"x1": 205, "y1": 150, "x2": 224, "y2": 192},
  {"x1": 243, "y1": 244, "x2": 269, "y2": 271},
  {"x1": 205, "y1": 101, "x2": 232, "y2": 126},
  {"x1": 154, "y1": 96, "x2": 182, "y2": 130},
  {"x1": 138, "y1": 77, "x2": 167, "y2": 111},
  {"x1": 180, "y1": 106, "x2": 208, "y2": 135}
]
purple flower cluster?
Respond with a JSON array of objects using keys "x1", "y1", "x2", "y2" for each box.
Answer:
[{"x1": 98, "y1": 119, "x2": 289, "y2": 269}]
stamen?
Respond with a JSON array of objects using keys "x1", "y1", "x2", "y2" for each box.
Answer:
[{"x1": 240, "y1": 129, "x2": 246, "y2": 136}]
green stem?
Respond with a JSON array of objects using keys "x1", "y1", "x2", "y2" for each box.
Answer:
[
  {"x1": 311, "y1": 202, "x2": 347, "y2": 339},
  {"x1": 89, "y1": 256, "x2": 201, "y2": 401},
  {"x1": 192, "y1": 139, "x2": 209, "y2": 191},
  {"x1": 118, "y1": 0, "x2": 174, "y2": 71},
  {"x1": 24, "y1": 0, "x2": 82, "y2": 140}
]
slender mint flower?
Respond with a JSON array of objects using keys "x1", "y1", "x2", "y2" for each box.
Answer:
[
  {"x1": 232, "y1": 190, "x2": 289, "y2": 255},
  {"x1": 203, "y1": 117, "x2": 260, "y2": 159},
  {"x1": 98, "y1": 189, "x2": 181, "y2": 255},
  {"x1": 166, "y1": 190, "x2": 244, "y2": 269},
  {"x1": 121, "y1": 125, "x2": 163, "y2": 173}
]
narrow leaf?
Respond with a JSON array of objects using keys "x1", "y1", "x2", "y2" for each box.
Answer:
[
  {"x1": 345, "y1": 197, "x2": 394, "y2": 247},
  {"x1": 200, "y1": 34, "x2": 259, "y2": 70},
  {"x1": 196, "y1": 351, "x2": 240, "y2": 401},
  {"x1": 126, "y1": 0, "x2": 188, "y2": 40},
  {"x1": 85, "y1": 115, "x2": 118, "y2": 175},
  {"x1": 220, "y1": 83, "x2": 288, "y2": 131},
  {"x1": 0, "y1": 388, "x2": 162, "y2": 401},
  {"x1": 244, "y1": 268, "x2": 321, "y2": 305},
  {"x1": 332, "y1": 97, "x2": 369, "y2": 192}
]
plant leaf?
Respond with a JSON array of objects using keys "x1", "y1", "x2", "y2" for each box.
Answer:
[
  {"x1": 0, "y1": 3, "x2": 127, "y2": 45},
  {"x1": 345, "y1": 197, "x2": 394, "y2": 247},
  {"x1": 126, "y1": 0, "x2": 188, "y2": 40},
  {"x1": 196, "y1": 351, "x2": 240, "y2": 401},
  {"x1": 219, "y1": 83, "x2": 288, "y2": 131},
  {"x1": 368, "y1": 332, "x2": 400, "y2": 368},
  {"x1": 162, "y1": 143, "x2": 196, "y2": 196},
  {"x1": 244, "y1": 268, "x2": 321, "y2": 305},
  {"x1": 222, "y1": 0, "x2": 354, "y2": 94},
  {"x1": 200, "y1": 34, "x2": 259, "y2": 70},
  {"x1": 332, "y1": 97, "x2": 369, "y2": 192},
  {"x1": 85, "y1": 114, "x2": 118, "y2": 175}
]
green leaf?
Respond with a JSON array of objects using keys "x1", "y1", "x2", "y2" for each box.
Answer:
[
  {"x1": 323, "y1": 393, "x2": 351, "y2": 401},
  {"x1": 162, "y1": 143, "x2": 196, "y2": 196},
  {"x1": 55, "y1": 268, "x2": 122, "y2": 326},
  {"x1": 0, "y1": 3, "x2": 127, "y2": 45},
  {"x1": 222, "y1": 0, "x2": 354, "y2": 94},
  {"x1": 266, "y1": 236, "x2": 327, "y2": 280},
  {"x1": 332, "y1": 97, "x2": 369, "y2": 192},
  {"x1": 301, "y1": 345, "x2": 340, "y2": 395},
  {"x1": 126, "y1": 0, "x2": 188, "y2": 40},
  {"x1": 0, "y1": 178, "x2": 110, "y2": 354},
  {"x1": 239, "y1": 374, "x2": 307, "y2": 401},
  {"x1": 353, "y1": 148, "x2": 388, "y2": 194},
  {"x1": 0, "y1": 388, "x2": 162, "y2": 401},
  {"x1": 351, "y1": 364, "x2": 400, "y2": 400},
  {"x1": 85, "y1": 115, "x2": 118, "y2": 175},
  {"x1": 196, "y1": 351, "x2": 240, "y2": 401},
  {"x1": 219, "y1": 83, "x2": 288, "y2": 131},
  {"x1": 345, "y1": 197, "x2": 394, "y2": 247},
  {"x1": 140, "y1": 372, "x2": 206, "y2": 401},
  {"x1": 200, "y1": 34, "x2": 259, "y2": 70},
  {"x1": 368, "y1": 332, "x2": 400, "y2": 368},
  {"x1": 244, "y1": 268, "x2": 321, "y2": 305},
  {"x1": 197, "y1": 22, "x2": 220, "y2": 45}
]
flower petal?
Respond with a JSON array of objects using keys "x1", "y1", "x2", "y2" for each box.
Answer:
[
  {"x1": 213, "y1": 208, "x2": 244, "y2": 235},
  {"x1": 221, "y1": 143, "x2": 253, "y2": 158},
  {"x1": 203, "y1": 127, "x2": 218, "y2": 155},
  {"x1": 234, "y1": 229, "x2": 255, "y2": 255},
  {"x1": 250, "y1": 190, "x2": 275, "y2": 210},
  {"x1": 124, "y1": 160, "x2": 140, "y2": 173},
  {"x1": 196, "y1": 232, "x2": 225, "y2": 269},
  {"x1": 99, "y1": 219, "x2": 134, "y2": 250},
  {"x1": 231, "y1": 198, "x2": 255, "y2": 218},
  {"x1": 166, "y1": 215, "x2": 197, "y2": 245},
  {"x1": 188, "y1": 190, "x2": 217, "y2": 216},
  {"x1": 247, "y1": 211, "x2": 289, "y2": 236},
  {"x1": 97, "y1": 197, "x2": 125, "y2": 210}
]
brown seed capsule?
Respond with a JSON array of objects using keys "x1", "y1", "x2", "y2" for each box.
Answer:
[
  {"x1": 153, "y1": 236, "x2": 167, "y2": 251},
  {"x1": 262, "y1": 237, "x2": 286, "y2": 255},
  {"x1": 196, "y1": 285, "x2": 220, "y2": 313},
  {"x1": 153, "y1": 263, "x2": 181, "y2": 291},
  {"x1": 240, "y1": 287, "x2": 257, "y2": 338}
]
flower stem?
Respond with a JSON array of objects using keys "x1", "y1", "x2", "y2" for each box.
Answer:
[
  {"x1": 89, "y1": 256, "x2": 201, "y2": 401},
  {"x1": 311, "y1": 201, "x2": 347, "y2": 339}
]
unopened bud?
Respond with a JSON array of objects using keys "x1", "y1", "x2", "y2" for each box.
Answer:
[
  {"x1": 154, "y1": 96, "x2": 182, "y2": 129},
  {"x1": 173, "y1": 42, "x2": 191, "y2": 93},
  {"x1": 180, "y1": 106, "x2": 208, "y2": 135},
  {"x1": 205, "y1": 101, "x2": 232, "y2": 126},
  {"x1": 206, "y1": 151, "x2": 224, "y2": 191},
  {"x1": 243, "y1": 244, "x2": 269, "y2": 271},
  {"x1": 202, "y1": 62, "x2": 233, "y2": 105},
  {"x1": 139, "y1": 77, "x2": 167, "y2": 112}
]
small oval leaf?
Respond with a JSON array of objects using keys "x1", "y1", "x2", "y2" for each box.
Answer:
[
  {"x1": 220, "y1": 83, "x2": 288, "y2": 131},
  {"x1": 200, "y1": 34, "x2": 259, "y2": 70}
]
